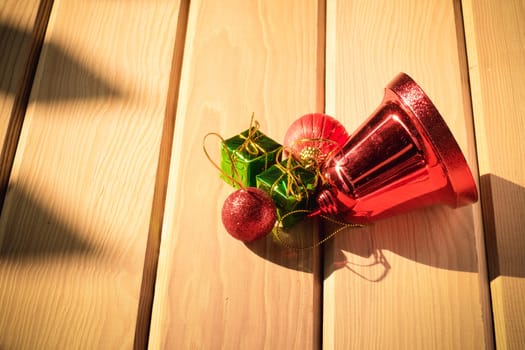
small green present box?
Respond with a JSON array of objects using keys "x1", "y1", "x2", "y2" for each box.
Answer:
[
  {"x1": 256, "y1": 163, "x2": 318, "y2": 228},
  {"x1": 220, "y1": 128, "x2": 281, "y2": 188}
]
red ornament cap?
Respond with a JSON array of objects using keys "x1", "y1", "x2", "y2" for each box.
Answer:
[
  {"x1": 221, "y1": 187, "x2": 277, "y2": 242},
  {"x1": 283, "y1": 113, "x2": 349, "y2": 167}
]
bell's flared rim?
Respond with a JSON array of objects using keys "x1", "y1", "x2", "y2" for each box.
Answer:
[{"x1": 385, "y1": 72, "x2": 478, "y2": 207}]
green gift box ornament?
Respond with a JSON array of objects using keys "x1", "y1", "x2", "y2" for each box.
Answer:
[
  {"x1": 256, "y1": 161, "x2": 318, "y2": 228},
  {"x1": 220, "y1": 125, "x2": 281, "y2": 188}
]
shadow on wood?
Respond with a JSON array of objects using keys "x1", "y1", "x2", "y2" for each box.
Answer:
[
  {"x1": 245, "y1": 218, "x2": 318, "y2": 273},
  {"x1": 326, "y1": 202, "x2": 480, "y2": 279},
  {"x1": 480, "y1": 174, "x2": 525, "y2": 281},
  {"x1": 246, "y1": 199, "x2": 483, "y2": 279},
  {"x1": 0, "y1": 22, "x2": 121, "y2": 102},
  {"x1": 0, "y1": 186, "x2": 99, "y2": 261}
]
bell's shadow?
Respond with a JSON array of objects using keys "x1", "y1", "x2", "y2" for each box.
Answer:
[
  {"x1": 245, "y1": 219, "x2": 319, "y2": 273},
  {"x1": 246, "y1": 174, "x2": 525, "y2": 282},
  {"x1": 480, "y1": 174, "x2": 525, "y2": 281},
  {"x1": 0, "y1": 186, "x2": 98, "y2": 261},
  {"x1": 246, "y1": 204, "x2": 479, "y2": 278},
  {"x1": 0, "y1": 22, "x2": 120, "y2": 102}
]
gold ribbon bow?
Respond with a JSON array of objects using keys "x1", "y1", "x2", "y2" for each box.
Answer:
[
  {"x1": 238, "y1": 114, "x2": 268, "y2": 157},
  {"x1": 271, "y1": 150, "x2": 318, "y2": 203}
]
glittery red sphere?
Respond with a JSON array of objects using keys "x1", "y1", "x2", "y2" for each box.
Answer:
[{"x1": 221, "y1": 187, "x2": 276, "y2": 242}]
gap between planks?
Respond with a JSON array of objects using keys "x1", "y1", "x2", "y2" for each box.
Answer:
[
  {"x1": 454, "y1": 0, "x2": 496, "y2": 347},
  {"x1": 0, "y1": 0, "x2": 54, "y2": 210},
  {"x1": 133, "y1": 0, "x2": 191, "y2": 349},
  {"x1": 315, "y1": 2, "x2": 327, "y2": 350}
]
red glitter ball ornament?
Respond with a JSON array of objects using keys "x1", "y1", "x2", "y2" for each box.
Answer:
[{"x1": 221, "y1": 187, "x2": 277, "y2": 242}]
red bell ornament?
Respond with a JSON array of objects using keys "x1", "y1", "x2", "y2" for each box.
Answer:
[{"x1": 314, "y1": 73, "x2": 478, "y2": 223}]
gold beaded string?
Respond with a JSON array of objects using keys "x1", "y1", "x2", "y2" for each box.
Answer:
[{"x1": 272, "y1": 210, "x2": 363, "y2": 251}]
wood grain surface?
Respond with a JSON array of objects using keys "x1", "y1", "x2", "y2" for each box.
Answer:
[
  {"x1": 148, "y1": 0, "x2": 325, "y2": 348},
  {"x1": 0, "y1": 0, "x2": 52, "y2": 205},
  {"x1": 322, "y1": 0, "x2": 491, "y2": 348},
  {"x1": 463, "y1": 0, "x2": 525, "y2": 348},
  {"x1": 133, "y1": 0, "x2": 188, "y2": 348},
  {"x1": 0, "y1": 0, "x2": 39, "y2": 151},
  {"x1": 1, "y1": 0, "x2": 523, "y2": 348},
  {"x1": 0, "y1": 0, "x2": 180, "y2": 348}
]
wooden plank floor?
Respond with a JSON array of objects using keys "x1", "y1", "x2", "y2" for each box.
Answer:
[
  {"x1": 323, "y1": 0, "x2": 490, "y2": 348},
  {"x1": 0, "y1": 0, "x2": 182, "y2": 348},
  {"x1": 148, "y1": 0, "x2": 324, "y2": 348},
  {"x1": 463, "y1": 0, "x2": 525, "y2": 348},
  {"x1": 0, "y1": 0, "x2": 50, "y2": 205},
  {"x1": 0, "y1": 0, "x2": 523, "y2": 349},
  {"x1": 0, "y1": 0, "x2": 39, "y2": 160}
]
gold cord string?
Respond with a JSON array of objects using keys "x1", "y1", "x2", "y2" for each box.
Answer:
[
  {"x1": 238, "y1": 113, "x2": 267, "y2": 157},
  {"x1": 270, "y1": 148, "x2": 315, "y2": 202},
  {"x1": 272, "y1": 210, "x2": 363, "y2": 250},
  {"x1": 202, "y1": 132, "x2": 245, "y2": 189}
]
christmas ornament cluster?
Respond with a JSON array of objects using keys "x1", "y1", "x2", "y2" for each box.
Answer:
[
  {"x1": 218, "y1": 113, "x2": 348, "y2": 243},
  {"x1": 208, "y1": 73, "x2": 479, "y2": 244}
]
